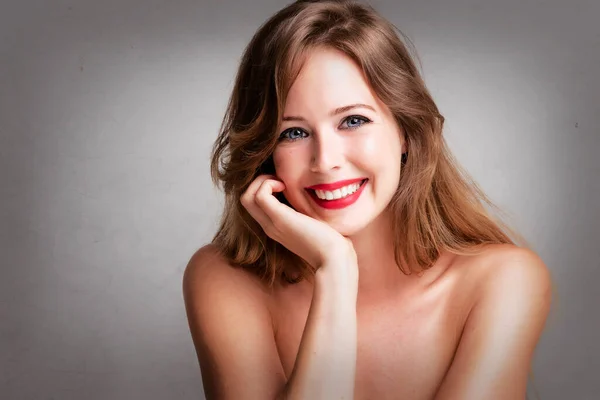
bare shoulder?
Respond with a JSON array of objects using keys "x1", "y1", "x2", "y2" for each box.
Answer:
[
  {"x1": 455, "y1": 243, "x2": 552, "y2": 299},
  {"x1": 447, "y1": 243, "x2": 553, "y2": 332},
  {"x1": 433, "y1": 244, "x2": 553, "y2": 398},
  {"x1": 438, "y1": 243, "x2": 553, "y2": 329},
  {"x1": 182, "y1": 244, "x2": 286, "y2": 399},
  {"x1": 183, "y1": 243, "x2": 272, "y2": 301}
]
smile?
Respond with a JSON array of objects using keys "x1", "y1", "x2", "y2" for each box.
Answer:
[{"x1": 305, "y1": 179, "x2": 368, "y2": 210}]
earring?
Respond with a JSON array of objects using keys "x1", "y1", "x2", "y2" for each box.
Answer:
[{"x1": 401, "y1": 152, "x2": 408, "y2": 165}]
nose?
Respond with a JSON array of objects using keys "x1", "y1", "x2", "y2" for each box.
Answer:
[{"x1": 309, "y1": 130, "x2": 344, "y2": 173}]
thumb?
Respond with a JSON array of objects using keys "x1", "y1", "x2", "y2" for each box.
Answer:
[{"x1": 263, "y1": 175, "x2": 286, "y2": 193}]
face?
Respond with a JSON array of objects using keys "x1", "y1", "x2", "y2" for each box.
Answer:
[{"x1": 272, "y1": 47, "x2": 406, "y2": 236}]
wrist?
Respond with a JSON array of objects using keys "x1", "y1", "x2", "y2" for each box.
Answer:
[{"x1": 315, "y1": 260, "x2": 359, "y2": 296}]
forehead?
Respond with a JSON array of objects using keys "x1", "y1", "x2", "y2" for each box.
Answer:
[{"x1": 283, "y1": 47, "x2": 381, "y2": 114}]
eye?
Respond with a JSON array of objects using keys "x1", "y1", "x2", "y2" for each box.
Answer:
[
  {"x1": 341, "y1": 115, "x2": 371, "y2": 130},
  {"x1": 278, "y1": 127, "x2": 308, "y2": 142},
  {"x1": 277, "y1": 115, "x2": 372, "y2": 142}
]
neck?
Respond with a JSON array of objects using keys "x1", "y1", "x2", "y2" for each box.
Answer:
[{"x1": 347, "y1": 209, "x2": 420, "y2": 303}]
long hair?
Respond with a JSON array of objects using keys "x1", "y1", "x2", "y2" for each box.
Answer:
[{"x1": 210, "y1": 0, "x2": 522, "y2": 287}]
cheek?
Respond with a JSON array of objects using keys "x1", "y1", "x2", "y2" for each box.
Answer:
[
  {"x1": 272, "y1": 147, "x2": 302, "y2": 181},
  {"x1": 355, "y1": 130, "x2": 403, "y2": 168},
  {"x1": 357, "y1": 135, "x2": 382, "y2": 158},
  {"x1": 272, "y1": 148, "x2": 309, "y2": 209},
  {"x1": 272, "y1": 148, "x2": 288, "y2": 175}
]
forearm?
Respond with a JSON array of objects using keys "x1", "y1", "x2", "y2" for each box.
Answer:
[{"x1": 280, "y1": 265, "x2": 358, "y2": 400}]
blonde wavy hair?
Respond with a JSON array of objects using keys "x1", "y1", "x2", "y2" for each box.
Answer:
[{"x1": 209, "y1": 0, "x2": 522, "y2": 287}]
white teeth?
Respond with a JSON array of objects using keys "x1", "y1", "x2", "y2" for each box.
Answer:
[{"x1": 314, "y1": 181, "x2": 363, "y2": 200}]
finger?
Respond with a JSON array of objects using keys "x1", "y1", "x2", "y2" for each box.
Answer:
[
  {"x1": 241, "y1": 175, "x2": 282, "y2": 231},
  {"x1": 241, "y1": 174, "x2": 272, "y2": 202},
  {"x1": 254, "y1": 178, "x2": 291, "y2": 224}
]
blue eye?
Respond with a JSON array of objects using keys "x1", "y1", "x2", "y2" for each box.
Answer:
[
  {"x1": 278, "y1": 115, "x2": 371, "y2": 142},
  {"x1": 342, "y1": 115, "x2": 371, "y2": 129},
  {"x1": 278, "y1": 127, "x2": 308, "y2": 142}
]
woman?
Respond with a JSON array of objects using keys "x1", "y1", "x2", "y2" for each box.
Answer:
[{"x1": 183, "y1": 0, "x2": 552, "y2": 399}]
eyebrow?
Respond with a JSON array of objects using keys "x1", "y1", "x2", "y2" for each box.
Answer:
[{"x1": 282, "y1": 103, "x2": 376, "y2": 122}]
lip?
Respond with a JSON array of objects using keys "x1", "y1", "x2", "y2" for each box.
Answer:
[
  {"x1": 306, "y1": 178, "x2": 366, "y2": 191},
  {"x1": 305, "y1": 179, "x2": 368, "y2": 210}
]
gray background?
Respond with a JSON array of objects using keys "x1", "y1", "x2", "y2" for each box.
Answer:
[{"x1": 1, "y1": 0, "x2": 598, "y2": 399}]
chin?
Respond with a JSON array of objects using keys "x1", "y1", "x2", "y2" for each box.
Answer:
[{"x1": 323, "y1": 218, "x2": 372, "y2": 237}]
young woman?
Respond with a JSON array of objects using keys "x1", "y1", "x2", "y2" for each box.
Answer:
[{"x1": 183, "y1": 1, "x2": 552, "y2": 399}]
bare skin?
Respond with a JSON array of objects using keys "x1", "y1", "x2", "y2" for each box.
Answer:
[
  {"x1": 271, "y1": 248, "x2": 479, "y2": 400},
  {"x1": 184, "y1": 241, "x2": 551, "y2": 400}
]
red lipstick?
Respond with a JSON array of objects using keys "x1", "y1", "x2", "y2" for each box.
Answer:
[
  {"x1": 306, "y1": 178, "x2": 365, "y2": 191},
  {"x1": 305, "y1": 179, "x2": 368, "y2": 210}
]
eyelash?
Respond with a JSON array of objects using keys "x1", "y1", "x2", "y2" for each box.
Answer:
[{"x1": 278, "y1": 115, "x2": 372, "y2": 142}]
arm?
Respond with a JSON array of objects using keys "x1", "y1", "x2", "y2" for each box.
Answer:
[
  {"x1": 182, "y1": 245, "x2": 287, "y2": 399},
  {"x1": 284, "y1": 265, "x2": 358, "y2": 400},
  {"x1": 182, "y1": 244, "x2": 358, "y2": 400},
  {"x1": 434, "y1": 247, "x2": 553, "y2": 400}
]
